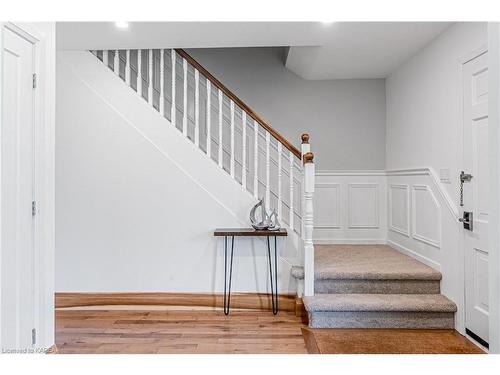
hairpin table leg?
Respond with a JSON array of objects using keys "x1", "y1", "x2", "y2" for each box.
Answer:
[
  {"x1": 224, "y1": 236, "x2": 235, "y2": 315},
  {"x1": 267, "y1": 236, "x2": 279, "y2": 315}
]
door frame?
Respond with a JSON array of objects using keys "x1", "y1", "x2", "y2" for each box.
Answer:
[
  {"x1": 458, "y1": 45, "x2": 489, "y2": 348},
  {"x1": 0, "y1": 22, "x2": 54, "y2": 350},
  {"x1": 488, "y1": 22, "x2": 500, "y2": 355}
]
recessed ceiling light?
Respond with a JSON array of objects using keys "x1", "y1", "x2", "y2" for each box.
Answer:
[{"x1": 115, "y1": 21, "x2": 129, "y2": 29}]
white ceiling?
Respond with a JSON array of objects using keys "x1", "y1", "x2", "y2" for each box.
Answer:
[
  {"x1": 285, "y1": 22, "x2": 452, "y2": 79},
  {"x1": 56, "y1": 22, "x2": 326, "y2": 50},
  {"x1": 57, "y1": 22, "x2": 452, "y2": 79}
]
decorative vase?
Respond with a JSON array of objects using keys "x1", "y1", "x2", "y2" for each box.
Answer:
[
  {"x1": 268, "y1": 209, "x2": 281, "y2": 231},
  {"x1": 250, "y1": 198, "x2": 271, "y2": 230}
]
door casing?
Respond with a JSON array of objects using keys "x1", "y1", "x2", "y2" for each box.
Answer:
[{"x1": 0, "y1": 22, "x2": 53, "y2": 350}]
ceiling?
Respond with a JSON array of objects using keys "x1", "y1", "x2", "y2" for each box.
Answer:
[
  {"x1": 285, "y1": 22, "x2": 452, "y2": 79},
  {"x1": 56, "y1": 22, "x2": 326, "y2": 50},
  {"x1": 57, "y1": 22, "x2": 452, "y2": 79}
]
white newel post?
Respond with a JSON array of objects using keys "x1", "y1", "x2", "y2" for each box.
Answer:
[
  {"x1": 301, "y1": 134, "x2": 311, "y2": 239},
  {"x1": 303, "y1": 147, "x2": 315, "y2": 297}
]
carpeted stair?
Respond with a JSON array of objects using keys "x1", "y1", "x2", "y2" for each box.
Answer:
[{"x1": 294, "y1": 245, "x2": 457, "y2": 329}]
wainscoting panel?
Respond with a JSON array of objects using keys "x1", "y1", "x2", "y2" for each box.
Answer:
[
  {"x1": 313, "y1": 171, "x2": 387, "y2": 244},
  {"x1": 315, "y1": 183, "x2": 341, "y2": 229},
  {"x1": 348, "y1": 183, "x2": 380, "y2": 228},
  {"x1": 389, "y1": 184, "x2": 410, "y2": 236},
  {"x1": 411, "y1": 184, "x2": 441, "y2": 248}
]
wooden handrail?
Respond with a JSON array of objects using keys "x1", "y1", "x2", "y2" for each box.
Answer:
[{"x1": 175, "y1": 49, "x2": 302, "y2": 160}]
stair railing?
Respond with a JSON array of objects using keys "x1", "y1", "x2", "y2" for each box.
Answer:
[{"x1": 91, "y1": 48, "x2": 315, "y2": 294}]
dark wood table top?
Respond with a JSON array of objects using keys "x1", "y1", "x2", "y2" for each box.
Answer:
[{"x1": 214, "y1": 228, "x2": 288, "y2": 237}]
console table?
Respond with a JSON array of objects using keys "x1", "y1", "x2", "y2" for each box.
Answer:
[{"x1": 214, "y1": 228, "x2": 288, "y2": 315}]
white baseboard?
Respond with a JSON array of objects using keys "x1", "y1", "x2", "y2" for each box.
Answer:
[
  {"x1": 387, "y1": 239, "x2": 441, "y2": 271},
  {"x1": 314, "y1": 238, "x2": 387, "y2": 245}
]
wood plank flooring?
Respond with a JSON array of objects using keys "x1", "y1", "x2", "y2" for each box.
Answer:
[
  {"x1": 56, "y1": 307, "x2": 484, "y2": 354},
  {"x1": 56, "y1": 308, "x2": 308, "y2": 354}
]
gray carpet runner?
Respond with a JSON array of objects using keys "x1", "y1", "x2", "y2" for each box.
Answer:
[{"x1": 295, "y1": 245, "x2": 456, "y2": 329}]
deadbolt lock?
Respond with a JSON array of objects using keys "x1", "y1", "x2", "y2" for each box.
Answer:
[{"x1": 459, "y1": 211, "x2": 473, "y2": 231}]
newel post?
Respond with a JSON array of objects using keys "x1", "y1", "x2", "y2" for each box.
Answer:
[{"x1": 302, "y1": 134, "x2": 315, "y2": 296}]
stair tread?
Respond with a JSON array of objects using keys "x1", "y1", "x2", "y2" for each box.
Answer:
[
  {"x1": 304, "y1": 294, "x2": 457, "y2": 313},
  {"x1": 315, "y1": 245, "x2": 441, "y2": 281}
]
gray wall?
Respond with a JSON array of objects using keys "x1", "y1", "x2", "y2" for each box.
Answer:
[{"x1": 187, "y1": 47, "x2": 386, "y2": 170}]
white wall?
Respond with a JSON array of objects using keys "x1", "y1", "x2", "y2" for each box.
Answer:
[
  {"x1": 186, "y1": 47, "x2": 386, "y2": 171},
  {"x1": 56, "y1": 51, "x2": 300, "y2": 294},
  {"x1": 386, "y1": 22, "x2": 487, "y2": 198},
  {"x1": 385, "y1": 22, "x2": 488, "y2": 334}
]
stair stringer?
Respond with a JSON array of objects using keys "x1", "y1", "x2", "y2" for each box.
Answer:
[{"x1": 58, "y1": 50, "x2": 302, "y2": 292}]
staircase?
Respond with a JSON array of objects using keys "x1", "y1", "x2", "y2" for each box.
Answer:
[
  {"x1": 298, "y1": 245, "x2": 457, "y2": 329},
  {"x1": 85, "y1": 48, "x2": 456, "y2": 328},
  {"x1": 84, "y1": 48, "x2": 316, "y2": 294}
]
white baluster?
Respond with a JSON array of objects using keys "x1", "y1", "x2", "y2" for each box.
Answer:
[
  {"x1": 278, "y1": 142, "x2": 283, "y2": 219},
  {"x1": 125, "y1": 50, "x2": 131, "y2": 85},
  {"x1": 103, "y1": 50, "x2": 108, "y2": 67},
  {"x1": 159, "y1": 49, "x2": 164, "y2": 116},
  {"x1": 242, "y1": 111, "x2": 247, "y2": 189},
  {"x1": 303, "y1": 152, "x2": 315, "y2": 296},
  {"x1": 253, "y1": 120, "x2": 259, "y2": 199},
  {"x1": 195, "y1": 69, "x2": 200, "y2": 147},
  {"x1": 218, "y1": 89, "x2": 223, "y2": 168},
  {"x1": 289, "y1": 150, "x2": 294, "y2": 229},
  {"x1": 171, "y1": 50, "x2": 176, "y2": 126},
  {"x1": 137, "y1": 50, "x2": 142, "y2": 97},
  {"x1": 230, "y1": 101, "x2": 235, "y2": 178},
  {"x1": 114, "y1": 50, "x2": 120, "y2": 76},
  {"x1": 182, "y1": 58, "x2": 187, "y2": 136},
  {"x1": 206, "y1": 80, "x2": 211, "y2": 156},
  {"x1": 148, "y1": 49, "x2": 153, "y2": 105},
  {"x1": 265, "y1": 132, "x2": 271, "y2": 211}
]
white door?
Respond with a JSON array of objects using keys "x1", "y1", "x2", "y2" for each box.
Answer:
[
  {"x1": 463, "y1": 51, "x2": 489, "y2": 347},
  {"x1": 1, "y1": 27, "x2": 36, "y2": 350}
]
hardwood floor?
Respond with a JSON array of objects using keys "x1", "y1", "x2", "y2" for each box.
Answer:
[
  {"x1": 56, "y1": 308, "x2": 307, "y2": 354},
  {"x1": 56, "y1": 307, "x2": 484, "y2": 354}
]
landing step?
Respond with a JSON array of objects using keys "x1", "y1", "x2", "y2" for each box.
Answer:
[
  {"x1": 304, "y1": 294, "x2": 457, "y2": 329},
  {"x1": 313, "y1": 245, "x2": 441, "y2": 294},
  {"x1": 315, "y1": 245, "x2": 441, "y2": 281}
]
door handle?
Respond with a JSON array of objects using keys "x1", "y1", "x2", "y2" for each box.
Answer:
[{"x1": 459, "y1": 211, "x2": 473, "y2": 231}]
